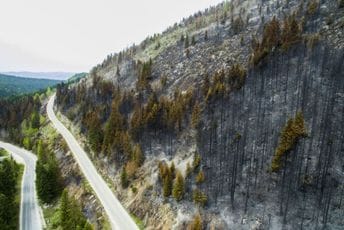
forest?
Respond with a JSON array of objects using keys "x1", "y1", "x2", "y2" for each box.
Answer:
[
  {"x1": 0, "y1": 154, "x2": 22, "y2": 230},
  {"x1": 0, "y1": 73, "x2": 59, "y2": 98}
]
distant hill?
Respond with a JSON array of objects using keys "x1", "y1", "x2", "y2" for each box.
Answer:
[
  {"x1": 0, "y1": 71, "x2": 75, "y2": 81},
  {"x1": 67, "y1": 72, "x2": 87, "y2": 84},
  {"x1": 0, "y1": 73, "x2": 60, "y2": 98}
]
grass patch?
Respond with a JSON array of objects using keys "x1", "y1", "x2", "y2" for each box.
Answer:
[
  {"x1": 131, "y1": 213, "x2": 145, "y2": 230},
  {"x1": 0, "y1": 148, "x2": 8, "y2": 157}
]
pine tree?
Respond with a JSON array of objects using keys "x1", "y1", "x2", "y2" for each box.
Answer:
[
  {"x1": 163, "y1": 168, "x2": 172, "y2": 197},
  {"x1": 170, "y1": 161, "x2": 176, "y2": 177},
  {"x1": 36, "y1": 149, "x2": 63, "y2": 204},
  {"x1": 0, "y1": 193, "x2": 15, "y2": 228},
  {"x1": 102, "y1": 101, "x2": 126, "y2": 155},
  {"x1": 0, "y1": 159, "x2": 17, "y2": 229},
  {"x1": 191, "y1": 102, "x2": 201, "y2": 128},
  {"x1": 121, "y1": 167, "x2": 129, "y2": 188},
  {"x1": 196, "y1": 170, "x2": 205, "y2": 184},
  {"x1": 59, "y1": 189, "x2": 90, "y2": 229},
  {"x1": 132, "y1": 144, "x2": 144, "y2": 166},
  {"x1": 184, "y1": 34, "x2": 190, "y2": 49},
  {"x1": 188, "y1": 213, "x2": 202, "y2": 230},
  {"x1": 192, "y1": 189, "x2": 207, "y2": 207},
  {"x1": 191, "y1": 35, "x2": 196, "y2": 45},
  {"x1": 87, "y1": 112, "x2": 103, "y2": 154},
  {"x1": 186, "y1": 162, "x2": 192, "y2": 177},
  {"x1": 60, "y1": 189, "x2": 70, "y2": 229},
  {"x1": 193, "y1": 153, "x2": 201, "y2": 172},
  {"x1": 36, "y1": 139, "x2": 44, "y2": 160},
  {"x1": 172, "y1": 171, "x2": 185, "y2": 201},
  {"x1": 31, "y1": 110, "x2": 40, "y2": 129},
  {"x1": 0, "y1": 159, "x2": 17, "y2": 197}
]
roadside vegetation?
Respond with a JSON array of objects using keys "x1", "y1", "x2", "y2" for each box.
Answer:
[{"x1": 0, "y1": 154, "x2": 23, "y2": 230}]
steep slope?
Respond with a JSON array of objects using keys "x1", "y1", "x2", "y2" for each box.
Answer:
[
  {"x1": 55, "y1": 0, "x2": 344, "y2": 229},
  {"x1": 47, "y1": 95, "x2": 138, "y2": 230}
]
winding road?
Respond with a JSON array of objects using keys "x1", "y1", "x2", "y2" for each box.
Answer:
[
  {"x1": 0, "y1": 141, "x2": 43, "y2": 230},
  {"x1": 47, "y1": 94, "x2": 138, "y2": 230}
]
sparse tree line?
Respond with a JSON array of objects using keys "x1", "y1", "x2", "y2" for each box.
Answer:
[{"x1": 56, "y1": 58, "x2": 248, "y2": 194}]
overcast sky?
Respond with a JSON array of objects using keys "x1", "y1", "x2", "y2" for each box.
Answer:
[{"x1": 0, "y1": 0, "x2": 224, "y2": 73}]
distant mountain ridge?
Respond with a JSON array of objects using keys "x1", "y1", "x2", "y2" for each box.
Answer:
[
  {"x1": 0, "y1": 73, "x2": 60, "y2": 98},
  {"x1": 0, "y1": 71, "x2": 75, "y2": 80}
]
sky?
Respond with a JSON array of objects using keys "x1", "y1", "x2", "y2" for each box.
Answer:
[{"x1": 0, "y1": 0, "x2": 224, "y2": 73}]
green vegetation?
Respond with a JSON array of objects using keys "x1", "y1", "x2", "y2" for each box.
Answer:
[
  {"x1": 35, "y1": 140, "x2": 63, "y2": 204},
  {"x1": 0, "y1": 157, "x2": 23, "y2": 230},
  {"x1": 172, "y1": 171, "x2": 185, "y2": 201},
  {"x1": 271, "y1": 112, "x2": 307, "y2": 172},
  {"x1": 188, "y1": 213, "x2": 203, "y2": 230},
  {"x1": 85, "y1": 112, "x2": 104, "y2": 153},
  {"x1": 204, "y1": 64, "x2": 247, "y2": 103},
  {"x1": 130, "y1": 89, "x2": 194, "y2": 138},
  {"x1": 192, "y1": 153, "x2": 201, "y2": 172},
  {"x1": 0, "y1": 149, "x2": 8, "y2": 157},
  {"x1": 130, "y1": 214, "x2": 145, "y2": 230},
  {"x1": 228, "y1": 64, "x2": 247, "y2": 90},
  {"x1": 67, "y1": 73, "x2": 87, "y2": 84},
  {"x1": 195, "y1": 170, "x2": 205, "y2": 184},
  {"x1": 136, "y1": 60, "x2": 152, "y2": 91},
  {"x1": 121, "y1": 167, "x2": 129, "y2": 188},
  {"x1": 158, "y1": 161, "x2": 174, "y2": 197},
  {"x1": 51, "y1": 189, "x2": 93, "y2": 230},
  {"x1": 192, "y1": 189, "x2": 207, "y2": 207},
  {"x1": 0, "y1": 73, "x2": 59, "y2": 98},
  {"x1": 252, "y1": 14, "x2": 303, "y2": 66},
  {"x1": 191, "y1": 102, "x2": 201, "y2": 128},
  {"x1": 307, "y1": 0, "x2": 319, "y2": 15}
]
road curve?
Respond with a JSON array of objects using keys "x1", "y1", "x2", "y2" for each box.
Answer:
[
  {"x1": 0, "y1": 141, "x2": 43, "y2": 230},
  {"x1": 47, "y1": 94, "x2": 138, "y2": 230}
]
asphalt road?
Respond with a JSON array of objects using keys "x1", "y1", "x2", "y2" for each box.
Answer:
[
  {"x1": 47, "y1": 94, "x2": 138, "y2": 230},
  {"x1": 0, "y1": 141, "x2": 43, "y2": 230}
]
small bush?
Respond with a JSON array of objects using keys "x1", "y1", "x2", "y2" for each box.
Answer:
[
  {"x1": 307, "y1": 0, "x2": 319, "y2": 15},
  {"x1": 196, "y1": 170, "x2": 205, "y2": 184},
  {"x1": 131, "y1": 186, "x2": 138, "y2": 194},
  {"x1": 192, "y1": 153, "x2": 201, "y2": 171}
]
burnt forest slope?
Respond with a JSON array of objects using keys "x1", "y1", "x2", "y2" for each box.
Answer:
[{"x1": 55, "y1": 0, "x2": 344, "y2": 229}]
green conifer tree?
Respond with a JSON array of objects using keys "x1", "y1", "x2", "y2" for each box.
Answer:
[{"x1": 172, "y1": 171, "x2": 185, "y2": 201}]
